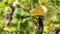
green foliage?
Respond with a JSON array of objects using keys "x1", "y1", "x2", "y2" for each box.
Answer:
[{"x1": 0, "y1": 0, "x2": 60, "y2": 34}]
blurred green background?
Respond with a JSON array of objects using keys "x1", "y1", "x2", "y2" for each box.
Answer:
[{"x1": 0, "y1": 0, "x2": 60, "y2": 34}]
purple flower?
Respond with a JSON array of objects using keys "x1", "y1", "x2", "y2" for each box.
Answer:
[
  {"x1": 39, "y1": 27, "x2": 42, "y2": 32},
  {"x1": 5, "y1": 15, "x2": 11, "y2": 20},
  {"x1": 51, "y1": 31, "x2": 56, "y2": 34},
  {"x1": 51, "y1": 28, "x2": 56, "y2": 34},
  {"x1": 7, "y1": 11, "x2": 12, "y2": 15},
  {"x1": 5, "y1": 10, "x2": 12, "y2": 20}
]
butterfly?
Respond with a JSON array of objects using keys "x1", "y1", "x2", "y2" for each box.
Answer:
[{"x1": 33, "y1": 3, "x2": 47, "y2": 16}]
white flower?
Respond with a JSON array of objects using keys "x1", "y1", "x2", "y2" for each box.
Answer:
[
  {"x1": 41, "y1": 5, "x2": 48, "y2": 13},
  {"x1": 12, "y1": 2, "x2": 17, "y2": 7},
  {"x1": 58, "y1": 32, "x2": 60, "y2": 34},
  {"x1": 50, "y1": 15, "x2": 57, "y2": 20}
]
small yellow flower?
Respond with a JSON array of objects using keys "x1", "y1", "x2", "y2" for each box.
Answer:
[
  {"x1": 4, "y1": 27, "x2": 9, "y2": 31},
  {"x1": 44, "y1": 26, "x2": 48, "y2": 32},
  {"x1": 34, "y1": 26, "x2": 38, "y2": 32},
  {"x1": 8, "y1": 27, "x2": 16, "y2": 32}
]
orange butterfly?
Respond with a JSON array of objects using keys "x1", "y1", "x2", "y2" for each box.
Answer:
[
  {"x1": 33, "y1": 3, "x2": 44, "y2": 16},
  {"x1": 33, "y1": 3, "x2": 47, "y2": 17}
]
